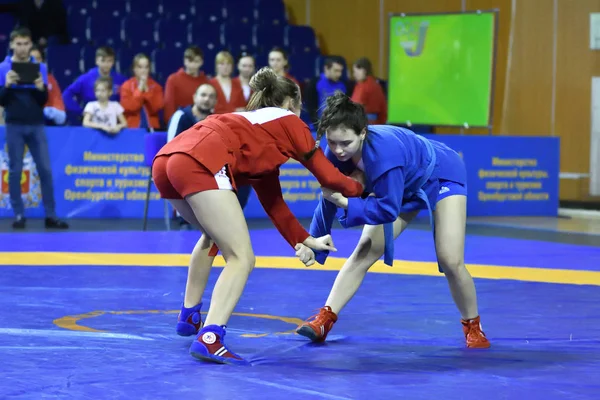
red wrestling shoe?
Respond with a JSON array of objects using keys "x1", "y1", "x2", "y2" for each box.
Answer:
[
  {"x1": 461, "y1": 316, "x2": 491, "y2": 348},
  {"x1": 296, "y1": 306, "x2": 338, "y2": 342}
]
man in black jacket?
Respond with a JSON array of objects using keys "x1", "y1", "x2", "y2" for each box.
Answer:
[{"x1": 0, "y1": 27, "x2": 67, "y2": 229}]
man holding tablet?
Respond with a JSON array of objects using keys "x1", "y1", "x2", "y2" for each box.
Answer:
[{"x1": 0, "y1": 27, "x2": 68, "y2": 230}]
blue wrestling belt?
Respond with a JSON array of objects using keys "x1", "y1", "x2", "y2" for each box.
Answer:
[{"x1": 382, "y1": 135, "x2": 442, "y2": 273}]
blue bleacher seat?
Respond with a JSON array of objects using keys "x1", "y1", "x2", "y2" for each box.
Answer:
[
  {"x1": 152, "y1": 47, "x2": 183, "y2": 83},
  {"x1": 0, "y1": 12, "x2": 15, "y2": 53},
  {"x1": 285, "y1": 25, "x2": 318, "y2": 55},
  {"x1": 88, "y1": 14, "x2": 123, "y2": 46},
  {"x1": 66, "y1": 14, "x2": 88, "y2": 45},
  {"x1": 222, "y1": 22, "x2": 252, "y2": 47},
  {"x1": 201, "y1": 46, "x2": 218, "y2": 76},
  {"x1": 288, "y1": 53, "x2": 319, "y2": 84},
  {"x1": 127, "y1": 0, "x2": 161, "y2": 19},
  {"x1": 195, "y1": 0, "x2": 226, "y2": 25},
  {"x1": 163, "y1": 0, "x2": 197, "y2": 19},
  {"x1": 46, "y1": 44, "x2": 83, "y2": 88},
  {"x1": 253, "y1": 51, "x2": 269, "y2": 70},
  {"x1": 224, "y1": 0, "x2": 256, "y2": 25},
  {"x1": 189, "y1": 21, "x2": 223, "y2": 52},
  {"x1": 81, "y1": 45, "x2": 98, "y2": 71},
  {"x1": 94, "y1": 1, "x2": 127, "y2": 18},
  {"x1": 123, "y1": 17, "x2": 158, "y2": 49},
  {"x1": 253, "y1": 25, "x2": 286, "y2": 53},
  {"x1": 66, "y1": 3, "x2": 94, "y2": 19},
  {"x1": 255, "y1": 0, "x2": 286, "y2": 25},
  {"x1": 156, "y1": 18, "x2": 191, "y2": 48},
  {"x1": 227, "y1": 39, "x2": 256, "y2": 58}
]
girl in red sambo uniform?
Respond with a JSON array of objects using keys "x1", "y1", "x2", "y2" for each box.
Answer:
[{"x1": 152, "y1": 67, "x2": 365, "y2": 365}]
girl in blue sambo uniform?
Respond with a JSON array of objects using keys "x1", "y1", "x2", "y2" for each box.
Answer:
[{"x1": 294, "y1": 93, "x2": 490, "y2": 349}]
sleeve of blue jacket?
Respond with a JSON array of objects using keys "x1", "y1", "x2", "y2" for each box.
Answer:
[
  {"x1": 340, "y1": 167, "x2": 405, "y2": 228},
  {"x1": 308, "y1": 145, "x2": 355, "y2": 264},
  {"x1": 309, "y1": 196, "x2": 340, "y2": 264},
  {"x1": 62, "y1": 75, "x2": 85, "y2": 114}
]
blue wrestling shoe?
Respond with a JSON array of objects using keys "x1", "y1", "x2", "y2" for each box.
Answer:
[
  {"x1": 189, "y1": 325, "x2": 248, "y2": 365},
  {"x1": 176, "y1": 303, "x2": 203, "y2": 336}
]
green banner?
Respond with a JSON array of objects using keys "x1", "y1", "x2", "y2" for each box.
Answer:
[{"x1": 388, "y1": 12, "x2": 496, "y2": 127}]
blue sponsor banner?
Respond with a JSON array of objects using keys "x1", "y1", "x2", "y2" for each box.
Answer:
[
  {"x1": 422, "y1": 134, "x2": 560, "y2": 216},
  {"x1": 0, "y1": 127, "x2": 559, "y2": 218}
]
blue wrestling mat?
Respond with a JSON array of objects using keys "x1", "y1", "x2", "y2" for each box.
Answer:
[{"x1": 0, "y1": 228, "x2": 599, "y2": 399}]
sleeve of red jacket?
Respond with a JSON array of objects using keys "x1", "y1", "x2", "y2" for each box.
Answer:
[
  {"x1": 251, "y1": 171, "x2": 311, "y2": 248},
  {"x1": 287, "y1": 119, "x2": 364, "y2": 198},
  {"x1": 143, "y1": 83, "x2": 164, "y2": 115},
  {"x1": 163, "y1": 74, "x2": 177, "y2": 122},
  {"x1": 120, "y1": 81, "x2": 144, "y2": 113}
]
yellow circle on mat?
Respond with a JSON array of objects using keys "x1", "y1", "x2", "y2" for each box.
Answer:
[{"x1": 53, "y1": 309, "x2": 304, "y2": 338}]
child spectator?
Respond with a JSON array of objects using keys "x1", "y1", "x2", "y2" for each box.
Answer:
[
  {"x1": 163, "y1": 46, "x2": 208, "y2": 122},
  {"x1": 63, "y1": 46, "x2": 127, "y2": 123},
  {"x1": 120, "y1": 53, "x2": 164, "y2": 130},
  {"x1": 82, "y1": 76, "x2": 127, "y2": 134}
]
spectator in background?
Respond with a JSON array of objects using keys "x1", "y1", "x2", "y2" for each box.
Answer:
[
  {"x1": 163, "y1": 46, "x2": 208, "y2": 122},
  {"x1": 167, "y1": 83, "x2": 216, "y2": 142},
  {"x1": 268, "y1": 47, "x2": 299, "y2": 86},
  {"x1": 305, "y1": 55, "x2": 349, "y2": 124},
  {"x1": 0, "y1": 27, "x2": 68, "y2": 229},
  {"x1": 29, "y1": 45, "x2": 65, "y2": 126},
  {"x1": 209, "y1": 51, "x2": 246, "y2": 114},
  {"x1": 82, "y1": 76, "x2": 127, "y2": 135},
  {"x1": 166, "y1": 83, "x2": 217, "y2": 230},
  {"x1": 351, "y1": 57, "x2": 387, "y2": 125},
  {"x1": 120, "y1": 53, "x2": 164, "y2": 130},
  {"x1": 234, "y1": 52, "x2": 255, "y2": 105},
  {"x1": 16, "y1": 0, "x2": 68, "y2": 46},
  {"x1": 63, "y1": 47, "x2": 127, "y2": 124}
]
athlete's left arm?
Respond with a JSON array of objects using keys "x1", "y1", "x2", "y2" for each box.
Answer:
[{"x1": 340, "y1": 167, "x2": 405, "y2": 228}]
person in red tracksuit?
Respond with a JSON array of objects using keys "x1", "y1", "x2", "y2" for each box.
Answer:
[
  {"x1": 209, "y1": 50, "x2": 246, "y2": 114},
  {"x1": 163, "y1": 46, "x2": 209, "y2": 122},
  {"x1": 152, "y1": 67, "x2": 365, "y2": 365},
  {"x1": 351, "y1": 57, "x2": 387, "y2": 125}
]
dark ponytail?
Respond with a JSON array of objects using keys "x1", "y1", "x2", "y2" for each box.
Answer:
[
  {"x1": 246, "y1": 67, "x2": 300, "y2": 111},
  {"x1": 303, "y1": 92, "x2": 368, "y2": 160}
]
